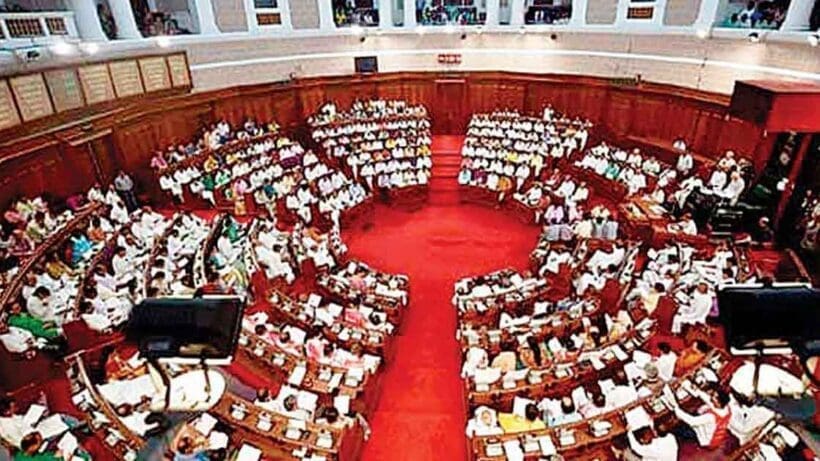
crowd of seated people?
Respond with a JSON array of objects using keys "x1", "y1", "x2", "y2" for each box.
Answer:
[
  {"x1": 459, "y1": 110, "x2": 591, "y2": 202},
  {"x1": 456, "y1": 229, "x2": 811, "y2": 460},
  {"x1": 0, "y1": 395, "x2": 93, "y2": 460},
  {"x1": 310, "y1": 100, "x2": 433, "y2": 193}
]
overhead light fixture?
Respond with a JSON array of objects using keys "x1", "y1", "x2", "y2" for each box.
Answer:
[
  {"x1": 476, "y1": 26, "x2": 483, "y2": 35},
  {"x1": 549, "y1": 33, "x2": 557, "y2": 41},
  {"x1": 156, "y1": 35, "x2": 171, "y2": 48},
  {"x1": 519, "y1": 25, "x2": 526, "y2": 34},
  {"x1": 748, "y1": 31, "x2": 760, "y2": 43},
  {"x1": 695, "y1": 28, "x2": 709, "y2": 39},
  {"x1": 460, "y1": 32, "x2": 467, "y2": 40},
  {"x1": 808, "y1": 33, "x2": 819, "y2": 47},
  {"x1": 79, "y1": 42, "x2": 99, "y2": 55},
  {"x1": 51, "y1": 40, "x2": 75, "y2": 56},
  {"x1": 351, "y1": 24, "x2": 363, "y2": 35},
  {"x1": 359, "y1": 36, "x2": 366, "y2": 43}
]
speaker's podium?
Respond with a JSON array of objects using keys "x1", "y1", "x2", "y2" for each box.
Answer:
[{"x1": 125, "y1": 296, "x2": 245, "y2": 411}]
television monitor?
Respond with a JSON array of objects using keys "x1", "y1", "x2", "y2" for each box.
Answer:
[
  {"x1": 355, "y1": 56, "x2": 378, "y2": 73},
  {"x1": 718, "y1": 283, "x2": 819, "y2": 354},
  {"x1": 125, "y1": 296, "x2": 245, "y2": 365}
]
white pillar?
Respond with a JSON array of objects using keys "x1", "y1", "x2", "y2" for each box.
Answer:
[
  {"x1": 379, "y1": 0, "x2": 392, "y2": 28},
  {"x1": 485, "y1": 0, "x2": 499, "y2": 25},
  {"x1": 188, "y1": 0, "x2": 221, "y2": 34},
  {"x1": 403, "y1": 0, "x2": 416, "y2": 27},
  {"x1": 692, "y1": 0, "x2": 719, "y2": 29},
  {"x1": 107, "y1": 0, "x2": 142, "y2": 38},
  {"x1": 279, "y1": 0, "x2": 293, "y2": 29},
  {"x1": 781, "y1": 0, "x2": 813, "y2": 30},
  {"x1": 568, "y1": 0, "x2": 586, "y2": 25},
  {"x1": 318, "y1": 0, "x2": 336, "y2": 30},
  {"x1": 509, "y1": 0, "x2": 524, "y2": 25},
  {"x1": 67, "y1": 0, "x2": 108, "y2": 40}
]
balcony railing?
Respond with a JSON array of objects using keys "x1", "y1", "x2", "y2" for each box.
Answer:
[{"x1": 0, "y1": 12, "x2": 78, "y2": 42}]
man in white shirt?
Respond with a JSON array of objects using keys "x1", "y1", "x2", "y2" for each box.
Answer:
[
  {"x1": 670, "y1": 388, "x2": 732, "y2": 449},
  {"x1": 654, "y1": 342, "x2": 677, "y2": 382},
  {"x1": 672, "y1": 281, "x2": 713, "y2": 334},
  {"x1": 627, "y1": 423, "x2": 679, "y2": 461}
]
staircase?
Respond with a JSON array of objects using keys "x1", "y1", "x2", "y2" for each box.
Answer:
[{"x1": 429, "y1": 135, "x2": 464, "y2": 206}]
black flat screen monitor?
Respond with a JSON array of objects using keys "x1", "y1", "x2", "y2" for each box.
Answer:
[{"x1": 126, "y1": 296, "x2": 245, "y2": 364}]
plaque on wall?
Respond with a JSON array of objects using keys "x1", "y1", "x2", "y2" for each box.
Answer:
[
  {"x1": 44, "y1": 69, "x2": 85, "y2": 112},
  {"x1": 138, "y1": 56, "x2": 171, "y2": 92},
  {"x1": 109, "y1": 60, "x2": 145, "y2": 98},
  {"x1": 0, "y1": 80, "x2": 21, "y2": 130},
  {"x1": 78, "y1": 64, "x2": 116, "y2": 104},
  {"x1": 9, "y1": 73, "x2": 55, "y2": 122},
  {"x1": 167, "y1": 53, "x2": 191, "y2": 88}
]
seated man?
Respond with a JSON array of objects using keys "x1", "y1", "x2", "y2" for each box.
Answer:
[
  {"x1": 465, "y1": 406, "x2": 503, "y2": 437},
  {"x1": 627, "y1": 420, "x2": 679, "y2": 461}
]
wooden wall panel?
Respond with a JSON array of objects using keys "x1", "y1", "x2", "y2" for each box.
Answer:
[
  {"x1": 0, "y1": 71, "x2": 780, "y2": 208},
  {"x1": 0, "y1": 144, "x2": 97, "y2": 210}
]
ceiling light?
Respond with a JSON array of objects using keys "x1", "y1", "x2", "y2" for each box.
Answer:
[
  {"x1": 549, "y1": 33, "x2": 557, "y2": 41},
  {"x1": 156, "y1": 35, "x2": 171, "y2": 47},
  {"x1": 476, "y1": 26, "x2": 483, "y2": 35},
  {"x1": 519, "y1": 26, "x2": 526, "y2": 34},
  {"x1": 695, "y1": 28, "x2": 709, "y2": 39},
  {"x1": 51, "y1": 40, "x2": 75, "y2": 56},
  {"x1": 748, "y1": 32, "x2": 760, "y2": 43},
  {"x1": 808, "y1": 33, "x2": 819, "y2": 47},
  {"x1": 460, "y1": 32, "x2": 467, "y2": 40},
  {"x1": 79, "y1": 42, "x2": 99, "y2": 55}
]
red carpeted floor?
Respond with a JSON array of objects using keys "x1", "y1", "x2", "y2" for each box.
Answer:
[{"x1": 343, "y1": 204, "x2": 540, "y2": 461}]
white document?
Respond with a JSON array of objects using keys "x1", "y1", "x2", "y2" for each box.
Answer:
[
  {"x1": 625, "y1": 406, "x2": 652, "y2": 430},
  {"x1": 236, "y1": 444, "x2": 262, "y2": 461},
  {"x1": 208, "y1": 431, "x2": 229, "y2": 449},
  {"x1": 194, "y1": 413, "x2": 218, "y2": 435}
]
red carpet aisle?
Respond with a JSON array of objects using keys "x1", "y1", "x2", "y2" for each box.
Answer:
[
  {"x1": 343, "y1": 204, "x2": 540, "y2": 461},
  {"x1": 428, "y1": 135, "x2": 464, "y2": 206}
]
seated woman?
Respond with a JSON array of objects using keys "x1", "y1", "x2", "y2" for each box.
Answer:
[{"x1": 498, "y1": 403, "x2": 546, "y2": 433}]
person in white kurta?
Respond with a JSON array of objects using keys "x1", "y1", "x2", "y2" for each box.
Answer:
[{"x1": 672, "y1": 282, "x2": 713, "y2": 334}]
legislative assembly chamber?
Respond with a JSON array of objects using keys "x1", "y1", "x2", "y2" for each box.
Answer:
[{"x1": 0, "y1": 0, "x2": 819, "y2": 459}]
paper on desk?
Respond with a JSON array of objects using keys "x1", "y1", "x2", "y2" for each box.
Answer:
[
  {"x1": 57, "y1": 432, "x2": 78, "y2": 457},
  {"x1": 327, "y1": 303, "x2": 344, "y2": 317},
  {"x1": 625, "y1": 406, "x2": 652, "y2": 430},
  {"x1": 194, "y1": 413, "x2": 218, "y2": 435},
  {"x1": 288, "y1": 366, "x2": 307, "y2": 386},
  {"x1": 23, "y1": 404, "x2": 47, "y2": 426},
  {"x1": 208, "y1": 431, "x2": 228, "y2": 450},
  {"x1": 36, "y1": 414, "x2": 69, "y2": 440},
  {"x1": 236, "y1": 444, "x2": 262, "y2": 461},
  {"x1": 538, "y1": 435, "x2": 557, "y2": 456},
  {"x1": 334, "y1": 395, "x2": 350, "y2": 415},
  {"x1": 328, "y1": 373, "x2": 343, "y2": 389},
  {"x1": 307, "y1": 293, "x2": 322, "y2": 308},
  {"x1": 503, "y1": 439, "x2": 524, "y2": 461}
]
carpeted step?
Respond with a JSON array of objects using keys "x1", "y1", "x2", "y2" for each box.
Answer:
[
  {"x1": 432, "y1": 156, "x2": 463, "y2": 167},
  {"x1": 431, "y1": 166, "x2": 461, "y2": 178}
]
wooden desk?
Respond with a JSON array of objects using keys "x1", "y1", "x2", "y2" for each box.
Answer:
[{"x1": 211, "y1": 392, "x2": 364, "y2": 461}]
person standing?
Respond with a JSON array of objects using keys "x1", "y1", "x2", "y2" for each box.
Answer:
[{"x1": 114, "y1": 171, "x2": 138, "y2": 211}]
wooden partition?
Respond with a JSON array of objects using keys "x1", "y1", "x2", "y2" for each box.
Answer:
[{"x1": 0, "y1": 71, "x2": 768, "y2": 209}]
